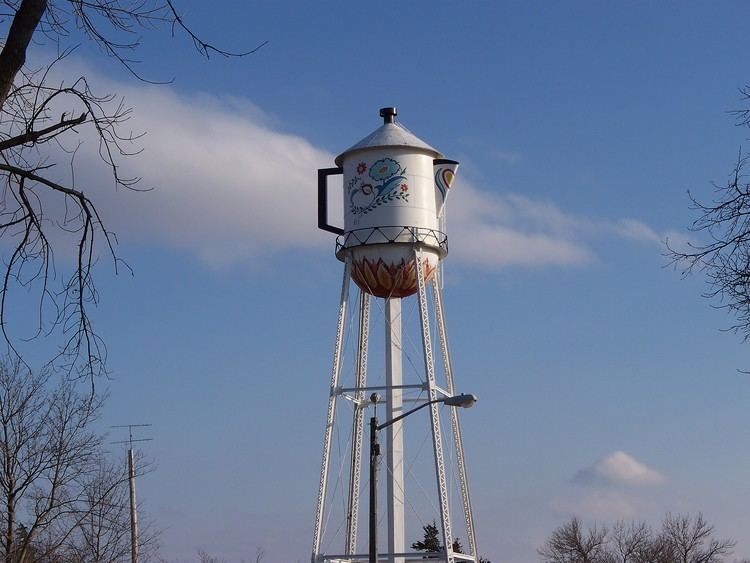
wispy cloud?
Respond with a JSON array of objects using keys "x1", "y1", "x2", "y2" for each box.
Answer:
[
  {"x1": 447, "y1": 187, "x2": 678, "y2": 269},
  {"x1": 551, "y1": 489, "x2": 641, "y2": 520},
  {"x1": 491, "y1": 149, "x2": 523, "y2": 165},
  {"x1": 450, "y1": 222, "x2": 594, "y2": 268},
  {"x1": 550, "y1": 452, "x2": 667, "y2": 521},
  {"x1": 45, "y1": 58, "x2": 678, "y2": 270},
  {"x1": 70, "y1": 85, "x2": 333, "y2": 266},
  {"x1": 611, "y1": 219, "x2": 663, "y2": 243},
  {"x1": 573, "y1": 451, "x2": 665, "y2": 487}
]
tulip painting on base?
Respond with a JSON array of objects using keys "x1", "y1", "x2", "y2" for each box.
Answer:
[{"x1": 351, "y1": 254, "x2": 436, "y2": 298}]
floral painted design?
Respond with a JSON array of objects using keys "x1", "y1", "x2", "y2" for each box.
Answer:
[
  {"x1": 369, "y1": 158, "x2": 402, "y2": 181},
  {"x1": 351, "y1": 256, "x2": 436, "y2": 298},
  {"x1": 348, "y1": 158, "x2": 409, "y2": 216}
]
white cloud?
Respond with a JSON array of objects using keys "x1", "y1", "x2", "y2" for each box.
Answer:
[
  {"x1": 450, "y1": 223, "x2": 593, "y2": 268},
  {"x1": 551, "y1": 489, "x2": 640, "y2": 520},
  {"x1": 611, "y1": 218, "x2": 662, "y2": 243},
  {"x1": 39, "y1": 57, "x2": 679, "y2": 270},
  {"x1": 446, "y1": 187, "x2": 594, "y2": 267},
  {"x1": 551, "y1": 452, "x2": 667, "y2": 521},
  {"x1": 70, "y1": 85, "x2": 334, "y2": 266},
  {"x1": 573, "y1": 451, "x2": 665, "y2": 487},
  {"x1": 492, "y1": 149, "x2": 523, "y2": 165}
]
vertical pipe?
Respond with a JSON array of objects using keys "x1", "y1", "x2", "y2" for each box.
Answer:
[
  {"x1": 385, "y1": 298, "x2": 405, "y2": 563},
  {"x1": 128, "y1": 449, "x2": 138, "y2": 563}
]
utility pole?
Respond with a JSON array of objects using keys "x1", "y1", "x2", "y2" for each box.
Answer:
[
  {"x1": 112, "y1": 424, "x2": 152, "y2": 563},
  {"x1": 369, "y1": 412, "x2": 379, "y2": 563}
]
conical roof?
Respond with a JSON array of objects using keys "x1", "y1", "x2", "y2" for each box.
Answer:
[{"x1": 334, "y1": 108, "x2": 443, "y2": 166}]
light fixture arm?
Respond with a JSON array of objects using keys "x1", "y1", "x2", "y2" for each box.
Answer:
[
  {"x1": 369, "y1": 392, "x2": 476, "y2": 563},
  {"x1": 376, "y1": 393, "x2": 477, "y2": 432},
  {"x1": 376, "y1": 400, "x2": 431, "y2": 432}
]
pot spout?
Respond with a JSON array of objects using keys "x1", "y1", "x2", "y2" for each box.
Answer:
[{"x1": 434, "y1": 158, "x2": 459, "y2": 217}]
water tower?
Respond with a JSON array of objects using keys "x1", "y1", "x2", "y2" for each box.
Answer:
[{"x1": 311, "y1": 108, "x2": 478, "y2": 563}]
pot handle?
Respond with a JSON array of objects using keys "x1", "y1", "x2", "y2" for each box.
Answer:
[{"x1": 318, "y1": 167, "x2": 344, "y2": 235}]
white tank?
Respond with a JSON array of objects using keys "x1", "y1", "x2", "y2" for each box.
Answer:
[{"x1": 318, "y1": 108, "x2": 458, "y2": 298}]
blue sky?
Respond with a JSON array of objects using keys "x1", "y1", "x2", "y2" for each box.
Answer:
[{"x1": 8, "y1": 2, "x2": 750, "y2": 562}]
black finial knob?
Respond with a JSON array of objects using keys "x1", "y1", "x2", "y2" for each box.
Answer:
[{"x1": 379, "y1": 107, "x2": 397, "y2": 124}]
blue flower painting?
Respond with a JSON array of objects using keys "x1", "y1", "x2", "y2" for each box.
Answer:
[
  {"x1": 369, "y1": 158, "x2": 402, "y2": 181},
  {"x1": 348, "y1": 157, "x2": 409, "y2": 216}
]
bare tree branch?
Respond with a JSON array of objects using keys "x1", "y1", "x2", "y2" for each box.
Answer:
[
  {"x1": 0, "y1": 0, "x2": 47, "y2": 108},
  {"x1": 0, "y1": 1, "x2": 264, "y2": 381},
  {"x1": 667, "y1": 152, "x2": 750, "y2": 341},
  {"x1": 669, "y1": 79, "x2": 750, "y2": 348}
]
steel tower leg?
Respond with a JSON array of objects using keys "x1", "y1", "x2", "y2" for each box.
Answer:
[
  {"x1": 433, "y1": 268, "x2": 478, "y2": 559},
  {"x1": 415, "y1": 250, "x2": 455, "y2": 563},
  {"x1": 312, "y1": 258, "x2": 352, "y2": 563},
  {"x1": 385, "y1": 297, "x2": 405, "y2": 563},
  {"x1": 345, "y1": 291, "x2": 371, "y2": 556}
]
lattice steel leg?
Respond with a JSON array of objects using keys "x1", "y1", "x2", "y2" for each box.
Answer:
[
  {"x1": 415, "y1": 250, "x2": 454, "y2": 563},
  {"x1": 345, "y1": 291, "x2": 370, "y2": 556},
  {"x1": 312, "y1": 257, "x2": 352, "y2": 563},
  {"x1": 433, "y1": 268, "x2": 477, "y2": 560}
]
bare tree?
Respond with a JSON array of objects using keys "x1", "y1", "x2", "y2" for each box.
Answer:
[
  {"x1": 611, "y1": 521, "x2": 653, "y2": 563},
  {"x1": 637, "y1": 532, "x2": 672, "y2": 563},
  {"x1": 733, "y1": 86, "x2": 750, "y2": 130},
  {"x1": 667, "y1": 85, "x2": 750, "y2": 342},
  {"x1": 0, "y1": 355, "x2": 146, "y2": 563},
  {"x1": 539, "y1": 518, "x2": 610, "y2": 563},
  {"x1": 196, "y1": 550, "x2": 226, "y2": 563},
  {"x1": 667, "y1": 152, "x2": 750, "y2": 340},
  {"x1": 55, "y1": 456, "x2": 158, "y2": 563},
  {"x1": 540, "y1": 515, "x2": 739, "y2": 563},
  {"x1": 66, "y1": 461, "x2": 133, "y2": 562},
  {"x1": 190, "y1": 548, "x2": 265, "y2": 563},
  {"x1": 661, "y1": 513, "x2": 735, "y2": 563},
  {"x1": 0, "y1": 1, "x2": 265, "y2": 381}
]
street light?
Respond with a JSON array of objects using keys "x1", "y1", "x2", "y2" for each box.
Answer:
[{"x1": 368, "y1": 392, "x2": 477, "y2": 563}]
